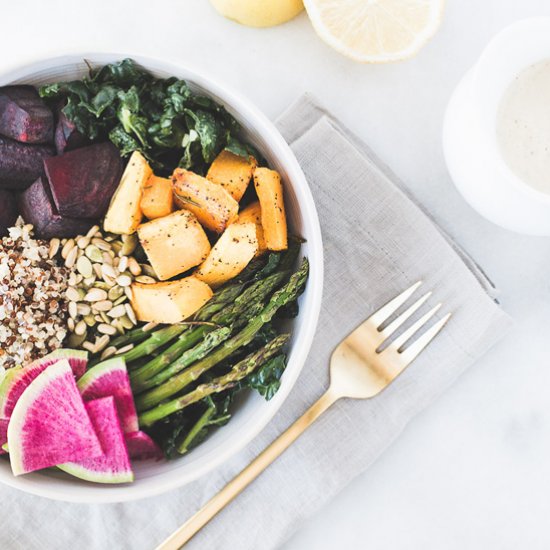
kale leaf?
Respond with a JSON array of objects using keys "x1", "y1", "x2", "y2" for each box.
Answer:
[{"x1": 39, "y1": 58, "x2": 252, "y2": 174}]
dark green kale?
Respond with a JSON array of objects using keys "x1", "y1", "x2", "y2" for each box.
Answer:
[{"x1": 39, "y1": 58, "x2": 257, "y2": 174}]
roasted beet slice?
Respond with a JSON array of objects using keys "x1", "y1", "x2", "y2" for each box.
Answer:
[
  {"x1": 0, "y1": 86, "x2": 54, "y2": 144},
  {"x1": 18, "y1": 177, "x2": 95, "y2": 239},
  {"x1": 0, "y1": 136, "x2": 54, "y2": 190},
  {"x1": 44, "y1": 142, "x2": 123, "y2": 219},
  {"x1": 55, "y1": 110, "x2": 88, "y2": 154},
  {"x1": 0, "y1": 189, "x2": 18, "y2": 236}
]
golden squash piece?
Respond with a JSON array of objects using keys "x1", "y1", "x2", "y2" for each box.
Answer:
[
  {"x1": 235, "y1": 201, "x2": 267, "y2": 256},
  {"x1": 140, "y1": 175, "x2": 174, "y2": 220},
  {"x1": 253, "y1": 167, "x2": 288, "y2": 251},
  {"x1": 195, "y1": 222, "x2": 258, "y2": 287},
  {"x1": 172, "y1": 169, "x2": 239, "y2": 233},
  {"x1": 206, "y1": 150, "x2": 257, "y2": 202},
  {"x1": 137, "y1": 209, "x2": 211, "y2": 281},
  {"x1": 104, "y1": 151, "x2": 153, "y2": 235},
  {"x1": 130, "y1": 277, "x2": 213, "y2": 324}
]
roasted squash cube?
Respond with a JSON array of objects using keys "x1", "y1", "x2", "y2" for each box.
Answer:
[
  {"x1": 235, "y1": 201, "x2": 267, "y2": 256},
  {"x1": 130, "y1": 277, "x2": 213, "y2": 324},
  {"x1": 195, "y1": 222, "x2": 258, "y2": 287},
  {"x1": 253, "y1": 167, "x2": 288, "y2": 251},
  {"x1": 104, "y1": 151, "x2": 152, "y2": 234},
  {"x1": 140, "y1": 175, "x2": 174, "y2": 220},
  {"x1": 172, "y1": 169, "x2": 238, "y2": 233},
  {"x1": 137, "y1": 209, "x2": 211, "y2": 281},
  {"x1": 206, "y1": 150, "x2": 257, "y2": 202}
]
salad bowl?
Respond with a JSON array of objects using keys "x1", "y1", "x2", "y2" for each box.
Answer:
[{"x1": 0, "y1": 53, "x2": 323, "y2": 503}]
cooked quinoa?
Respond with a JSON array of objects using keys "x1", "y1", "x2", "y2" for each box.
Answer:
[{"x1": 0, "y1": 219, "x2": 69, "y2": 369}]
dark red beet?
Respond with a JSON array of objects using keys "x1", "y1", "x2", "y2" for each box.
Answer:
[
  {"x1": 55, "y1": 111, "x2": 88, "y2": 154},
  {"x1": 0, "y1": 189, "x2": 18, "y2": 236},
  {"x1": 0, "y1": 136, "x2": 54, "y2": 190},
  {"x1": 18, "y1": 177, "x2": 95, "y2": 239},
  {"x1": 0, "y1": 86, "x2": 54, "y2": 144},
  {"x1": 44, "y1": 142, "x2": 123, "y2": 219}
]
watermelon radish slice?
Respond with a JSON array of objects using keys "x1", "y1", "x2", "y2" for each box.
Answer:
[
  {"x1": 0, "y1": 419, "x2": 8, "y2": 455},
  {"x1": 126, "y1": 431, "x2": 163, "y2": 461},
  {"x1": 7, "y1": 360, "x2": 102, "y2": 476},
  {"x1": 0, "y1": 348, "x2": 88, "y2": 419},
  {"x1": 58, "y1": 396, "x2": 134, "y2": 484},
  {"x1": 77, "y1": 358, "x2": 138, "y2": 434}
]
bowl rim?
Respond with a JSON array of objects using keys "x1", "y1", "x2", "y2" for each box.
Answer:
[{"x1": 0, "y1": 52, "x2": 324, "y2": 503}]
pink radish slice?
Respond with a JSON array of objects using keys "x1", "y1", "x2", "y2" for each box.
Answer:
[
  {"x1": 0, "y1": 348, "x2": 88, "y2": 419},
  {"x1": 126, "y1": 431, "x2": 163, "y2": 461},
  {"x1": 58, "y1": 396, "x2": 134, "y2": 484},
  {"x1": 7, "y1": 360, "x2": 102, "y2": 476},
  {"x1": 77, "y1": 357, "x2": 138, "y2": 434}
]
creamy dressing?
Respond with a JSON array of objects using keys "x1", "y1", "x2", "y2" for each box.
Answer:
[{"x1": 496, "y1": 59, "x2": 550, "y2": 196}]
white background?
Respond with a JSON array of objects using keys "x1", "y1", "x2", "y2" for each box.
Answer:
[{"x1": 3, "y1": 1, "x2": 550, "y2": 548}]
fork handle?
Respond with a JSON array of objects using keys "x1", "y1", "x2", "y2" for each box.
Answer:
[{"x1": 155, "y1": 390, "x2": 340, "y2": 550}]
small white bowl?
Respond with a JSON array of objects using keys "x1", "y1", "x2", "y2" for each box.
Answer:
[
  {"x1": 443, "y1": 18, "x2": 550, "y2": 236},
  {"x1": 0, "y1": 53, "x2": 323, "y2": 503}
]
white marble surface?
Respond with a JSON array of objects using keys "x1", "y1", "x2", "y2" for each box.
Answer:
[{"x1": 3, "y1": 0, "x2": 550, "y2": 548}]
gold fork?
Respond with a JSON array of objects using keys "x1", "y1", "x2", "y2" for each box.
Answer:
[{"x1": 156, "y1": 281, "x2": 451, "y2": 550}]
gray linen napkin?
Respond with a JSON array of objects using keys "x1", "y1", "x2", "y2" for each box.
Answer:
[{"x1": 0, "y1": 96, "x2": 512, "y2": 550}]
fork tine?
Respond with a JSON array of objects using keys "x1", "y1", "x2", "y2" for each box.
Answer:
[
  {"x1": 399, "y1": 313, "x2": 452, "y2": 364},
  {"x1": 368, "y1": 281, "x2": 422, "y2": 328},
  {"x1": 384, "y1": 303, "x2": 442, "y2": 352},
  {"x1": 379, "y1": 291, "x2": 432, "y2": 339}
]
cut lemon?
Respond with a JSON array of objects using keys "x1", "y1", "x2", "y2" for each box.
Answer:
[
  {"x1": 303, "y1": 0, "x2": 445, "y2": 63},
  {"x1": 210, "y1": 0, "x2": 304, "y2": 28}
]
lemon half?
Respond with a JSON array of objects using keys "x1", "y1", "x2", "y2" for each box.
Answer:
[
  {"x1": 210, "y1": 0, "x2": 304, "y2": 28},
  {"x1": 303, "y1": 0, "x2": 445, "y2": 63}
]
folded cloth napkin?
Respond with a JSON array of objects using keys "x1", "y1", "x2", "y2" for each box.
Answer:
[{"x1": 1, "y1": 96, "x2": 512, "y2": 550}]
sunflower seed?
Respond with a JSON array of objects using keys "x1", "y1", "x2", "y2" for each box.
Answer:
[
  {"x1": 118, "y1": 255, "x2": 129, "y2": 273},
  {"x1": 74, "y1": 320, "x2": 87, "y2": 336},
  {"x1": 65, "y1": 245, "x2": 79, "y2": 268},
  {"x1": 48, "y1": 238, "x2": 60, "y2": 259},
  {"x1": 66, "y1": 286, "x2": 82, "y2": 302},
  {"x1": 140, "y1": 264, "x2": 157, "y2": 278},
  {"x1": 84, "y1": 288, "x2": 108, "y2": 302},
  {"x1": 98, "y1": 323, "x2": 117, "y2": 336},
  {"x1": 76, "y1": 255, "x2": 93, "y2": 278},
  {"x1": 93, "y1": 238, "x2": 112, "y2": 252},
  {"x1": 93, "y1": 300, "x2": 113, "y2": 312},
  {"x1": 100, "y1": 346, "x2": 117, "y2": 360},
  {"x1": 86, "y1": 225, "x2": 100, "y2": 239},
  {"x1": 93, "y1": 281, "x2": 111, "y2": 291},
  {"x1": 125, "y1": 303, "x2": 137, "y2": 325},
  {"x1": 108, "y1": 304, "x2": 127, "y2": 318},
  {"x1": 100, "y1": 311, "x2": 110, "y2": 324},
  {"x1": 116, "y1": 343, "x2": 134, "y2": 355},
  {"x1": 127, "y1": 257, "x2": 142, "y2": 276},
  {"x1": 68, "y1": 301, "x2": 78, "y2": 319},
  {"x1": 94, "y1": 335, "x2": 110, "y2": 353},
  {"x1": 82, "y1": 341, "x2": 96, "y2": 353},
  {"x1": 101, "y1": 263, "x2": 117, "y2": 280},
  {"x1": 61, "y1": 239, "x2": 76, "y2": 259},
  {"x1": 102, "y1": 251, "x2": 114, "y2": 265},
  {"x1": 116, "y1": 274, "x2": 132, "y2": 287},
  {"x1": 143, "y1": 322, "x2": 158, "y2": 332},
  {"x1": 67, "y1": 318, "x2": 75, "y2": 332}
]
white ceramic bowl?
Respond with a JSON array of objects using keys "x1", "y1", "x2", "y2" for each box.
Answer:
[
  {"x1": 443, "y1": 18, "x2": 550, "y2": 235},
  {"x1": 0, "y1": 53, "x2": 323, "y2": 503}
]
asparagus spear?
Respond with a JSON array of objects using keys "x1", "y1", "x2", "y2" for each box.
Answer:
[
  {"x1": 131, "y1": 326, "x2": 232, "y2": 392},
  {"x1": 128, "y1": 270, "x2": 288, "y2": 383},
  {"x1": 139, "y1": 334, "x2": 290, "y2": 427},
  {"x1": 136, "y1": 258, "x2": 309, "y2": 414}
]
